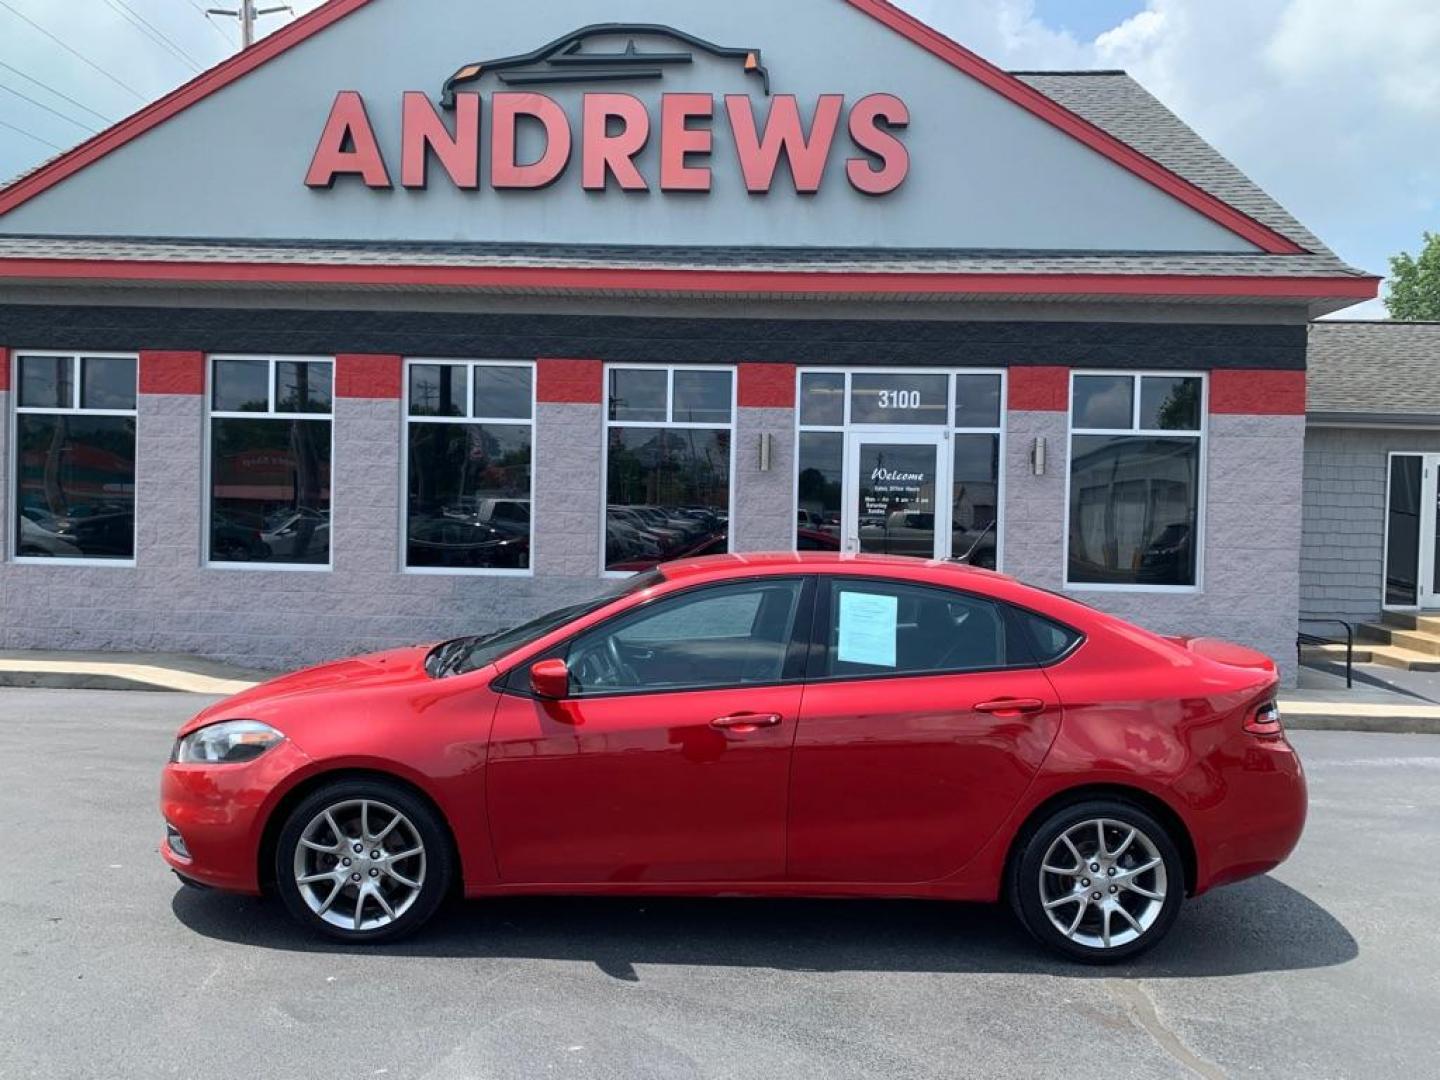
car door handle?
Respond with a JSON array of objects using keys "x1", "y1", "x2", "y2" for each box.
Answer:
[
  {"x1": 710, "y1": 713, "x2": 783, "y2": 733},
  {"x1": 972, "y1": 698, "x2": 1047, "y2": 717}
]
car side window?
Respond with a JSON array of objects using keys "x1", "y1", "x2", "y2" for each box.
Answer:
[
  {"x1": 1011, "y1": 607, "x2": 1083, "y2": 663},
  {"x1": 567, "y1": 580, "x2": 806, "y2": 696},
  {"x1": 824, "y1": 580, "x2": 1007, "y2": 679}
]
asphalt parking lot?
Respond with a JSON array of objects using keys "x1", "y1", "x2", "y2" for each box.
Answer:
[{"x1": 1, "y1": 688, "x2": 1436, "y2": 1080}]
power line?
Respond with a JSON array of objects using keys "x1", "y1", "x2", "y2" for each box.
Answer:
[
  {"x1": 101, "y1": 0, "x2": 205, "y2": 72},
  {"x1": 0, "y1": 0, "x2": 148, "y2": 102},
  {"x1": 183, "y1": 0, "x2": 238, "y2": 48},
  {"x1": 0, "y1": 59, "x2": 118, "y2": 126},
  {"x1": 0, "y1": 114, "x2": 65, "y2": 152},
  {"x1": 0, "y1": 79, "x2": 100, "y2": 133}
]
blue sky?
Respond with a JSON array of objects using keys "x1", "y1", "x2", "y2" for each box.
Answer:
[
  {"x1": 1031, "y1": 1, "x2": 1147, "y2": 44},
  {"x1": 2, "y1": 0, "x2": 1436, "y2": 318}
]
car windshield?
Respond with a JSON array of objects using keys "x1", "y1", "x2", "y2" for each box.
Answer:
[{"x1": 427, "y1": 571, "x2": 664, "y2": 678}]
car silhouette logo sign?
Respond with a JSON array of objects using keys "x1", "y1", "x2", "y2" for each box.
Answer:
[
  {"x1": 440, "y1": 23, "x2": 771, "y2": 108},
  {"x1": 304, "y1": 23, "x2": 911, "y2": 196}
]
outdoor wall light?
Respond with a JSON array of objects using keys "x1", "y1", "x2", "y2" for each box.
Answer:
[
  {"x1": 759, "y1": 433, "x2": 774, "y2": 472},
  {"x1": 1032, "y1": 436, "x2": 1047, "y2": 477}
]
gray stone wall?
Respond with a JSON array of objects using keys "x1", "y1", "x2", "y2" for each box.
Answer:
[
  {"x1": 534, "y1": 402, "x2": 604, "y2": 578},
  {"x1": 1301, "y1": 425, "x2": 1440, "y2": 626},
  {"x1": 733, "y1": 407, "x2": 797, "y2": 554},
  {"x1": 1006, "y1": 409, "x2": 1305, "y2": 685}
]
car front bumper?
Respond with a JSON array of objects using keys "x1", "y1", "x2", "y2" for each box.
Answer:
[{"x1": 159, "y1": 740, "x2": 312, "y2": 894}]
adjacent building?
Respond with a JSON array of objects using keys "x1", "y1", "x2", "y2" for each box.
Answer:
[
  {"x1": 1303, "y1": 322, "x2": 1440, "y2": 665},
  {"x1": 0, "y1": 0, "x2": 1376, "y2": 676}
]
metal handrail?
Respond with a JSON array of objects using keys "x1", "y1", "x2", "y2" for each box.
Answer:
[{"x1": 1298, "y1": 618, "x2": 1354, "y2": 689}]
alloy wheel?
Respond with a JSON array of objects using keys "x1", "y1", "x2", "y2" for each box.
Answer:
[
  {"x1": 291, "y1": 798, "x2": 427, "y2": 933},
  {"x1": 1037, "y1": 817, "x2": 1168, "y2": 950}
]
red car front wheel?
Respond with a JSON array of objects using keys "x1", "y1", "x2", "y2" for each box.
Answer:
[{"x1": 275, "y1": 779, "x2": 453, "y2": 943}]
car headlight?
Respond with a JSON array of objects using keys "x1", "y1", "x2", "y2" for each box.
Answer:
[{"x1": 172, "y1": 720, "x2": 283, "y2": 764}]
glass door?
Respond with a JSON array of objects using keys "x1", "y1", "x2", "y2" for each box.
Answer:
[
  {"x1": 1423, "y1": 455, "x2": 1440, "y2": 609},
  {"x1": 1385, "y1": 453, "x2": 1440, "y2": 609},
  {"x1": 843, "y1": 431, "x2": 950, "y2": 558}
]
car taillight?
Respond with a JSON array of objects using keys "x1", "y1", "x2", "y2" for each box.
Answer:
[{"x1": 1244, "y1": 700, "x2": 1284, "y2": 737}]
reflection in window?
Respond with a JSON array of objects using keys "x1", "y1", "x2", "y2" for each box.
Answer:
[
  {"x1": 1067, "y1": 372, "x2": 1205, "y2": 589},
  {"x1": 13, "y1": 353, "x2": 136, "y2": 561},
  {"x1": 1068, "y1": 436, "x2": 1200, "y2": 587},
  {"x1": 209, "y1": 357, "x2": 333, "y2": 566},
  {"x1": 796, "y1": 431, "x2": 843, "y2": 550},
  {"x1": 1386, "y1": 455, "x2": 1423, "y2": 607},
  {"x1": 407, "y1": 361, "x2": 534, "y2": 572},
  {"x1": 952, "y1": 434, "x2": 999, "y2": 569},
  {"x1": 799, "y1": 371, "x2": 845, "y2": 426},
  {"x1": 605, "y1": 366, "x2": 733, "y2": 572}
]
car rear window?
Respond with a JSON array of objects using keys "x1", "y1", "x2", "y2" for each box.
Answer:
[{"x1": 1011, "y1": 608, "x2": 1083, "y2": 664}]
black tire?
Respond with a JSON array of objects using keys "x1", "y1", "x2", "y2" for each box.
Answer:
[
  {"x1": 275, "y1": 778, "x2": 454, "y2": 944},
  {"x1": 1009, "y1": 798, "x2": 1184, "y2": 964}
]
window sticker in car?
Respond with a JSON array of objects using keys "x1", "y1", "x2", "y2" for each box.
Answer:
[{"x1": 836, "y1": 591, "x2": 898, "y2": 668}]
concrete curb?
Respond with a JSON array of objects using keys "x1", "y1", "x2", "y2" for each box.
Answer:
[{"x1": 1279, "y1": 700, "x2": 1440, "y2": 736}]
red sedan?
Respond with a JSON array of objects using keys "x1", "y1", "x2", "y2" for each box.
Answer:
[{"x1": 160, "y1": 553, "x2": 1305, "y2": 962}]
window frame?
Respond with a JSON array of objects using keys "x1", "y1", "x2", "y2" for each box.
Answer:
[
  {"x1": 1063, "y1": 369, "x2": 1208, "y2": 595},
  {"x1": 401, "y1": 357, "x2": 537, "y2": 578},
  {"x1": 9, "y1": 349, "x2": 140, "y2": 568},
  {"x1": 792, "y1": 367, "x2": 1008, "y2": 569},
  {"x1": 203, "y1": 354, "x2": 336, "y2": 573},
  {"x1": 601, "y1": 363, "x2": 738, "y2": 579}
]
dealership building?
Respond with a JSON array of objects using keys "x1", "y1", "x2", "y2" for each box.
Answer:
[{"x1": 0, "y1": 0, "x2": 1377, "y2": 677}]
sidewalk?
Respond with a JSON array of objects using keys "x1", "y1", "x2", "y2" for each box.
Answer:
[
  {"x1": 2, "y1": 650, "x2": 1439, "y2": 734},
  {"x1": 0, "y1": 651, "x2": 275, "y2": 695}
]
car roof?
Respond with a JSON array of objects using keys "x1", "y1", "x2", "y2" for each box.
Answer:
[{"x1": 657, "y1": 552, "x2": 1014, "y2": 583}]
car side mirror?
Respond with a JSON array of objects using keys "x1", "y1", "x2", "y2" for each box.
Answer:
[{"x1": 530, "y1": 658, "x2": 571, "y2": 700}]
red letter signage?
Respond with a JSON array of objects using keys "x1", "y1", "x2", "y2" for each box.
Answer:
[
  {"x1": 305, "y1": 91, "x2": 391, "y2": 189},
  {"x1": 491, "y1": 93, "x2": 573, "y2": 189},
  {"x1": 660, "y1": 94, "x2": 714, "y2": 193},
  {"x1": 402, "y1": 91, "x2": 480, "y2": 189},
  {"x1": 846, "y1": 93, "x2": 911, "y2": 196},
  {"x1": 582, "y1": 94, "x2": 650, "y2": 192},
  {"x1": 726, "y1": 94, "x2": 843, "y2": 194}
]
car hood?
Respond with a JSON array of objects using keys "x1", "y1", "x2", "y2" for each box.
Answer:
[{"x1": 178, "y1": 645, "x2": 434, "y2": 736}]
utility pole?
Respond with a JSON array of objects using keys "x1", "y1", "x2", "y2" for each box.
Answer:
[{"x1": 206, "y1": 0, "x2": 294, "y2": 49}]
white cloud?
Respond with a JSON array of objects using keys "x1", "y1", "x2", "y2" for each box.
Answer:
[{"x1": 900, "y1": 0, "x2": 1440, "y2": 306}]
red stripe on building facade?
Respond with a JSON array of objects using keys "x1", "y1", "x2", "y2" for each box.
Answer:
[
  {"x1": 0, "y1": 347, "x2": 9, "y2": 393},
  {"x1": 739, "y1": 363, "x2": 798, "y2": 408},
  {"x1": 1008, "y1": 366, "x2": 1070, "y2": 411},
  {"x1": 1209, "y1": 369, "x2": 1306, "y2": 414},
  {"x1": 336, "y1": 353, "x2": 403, "y2": 399},
  {"x1": 537, "y1": 358, "x2": 603, "y2": 404},
  {"x1": 138, "y1": 351, "x2": 205, "y2": 395}
]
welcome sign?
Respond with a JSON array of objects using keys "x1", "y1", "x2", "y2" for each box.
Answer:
[{"x1": 305, "y1": 23, "x2": 911, "y2": 196}]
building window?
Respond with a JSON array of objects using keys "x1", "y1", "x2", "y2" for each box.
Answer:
[
  {"x1": 794, "y1": 369, "x2": 1003, "y2": 567},
  {"x1": 1066, "y1": 372, "x2": 1205, "y2": 590},
  {"x1": 12, "y1": 352, "x2": 137, "y2": 563},
  {"x1": 604, "y1": 365, "x2": 734, "y2": 573},
  {"x1": 208, "y1": 356, "x2": 333, "y2": 567},
  {"x1": 404, "y1": 360, "x2": 534, "y2": 574}
]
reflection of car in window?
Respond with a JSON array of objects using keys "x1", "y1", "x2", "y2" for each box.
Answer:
[{"x1": 407, "y1": 515, "x2": 529, "y2": 569}]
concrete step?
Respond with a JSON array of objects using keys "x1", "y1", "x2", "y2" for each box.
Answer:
[
  {"x1": 1301, "y1": 643, "x2": 1375, "y2": 664},
  {"x1": 1358, "y1": 622, "x2": 1440, "y2": 657},
  {"x1": 1380, "y1": 611, "x2": 1440, "y2": 634}
]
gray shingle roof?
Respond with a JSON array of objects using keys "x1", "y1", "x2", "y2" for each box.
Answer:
[
  {"x1": 0, "y1": 236, "x2": 1367, "y2": 283},
  {"x1": 1309, "y1": 322, "x2": 1440, "y2": 419}
]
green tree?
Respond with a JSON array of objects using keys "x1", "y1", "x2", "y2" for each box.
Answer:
[{"x1": 1386, "y1": 232, "x2": 1440, "y2": 320}]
